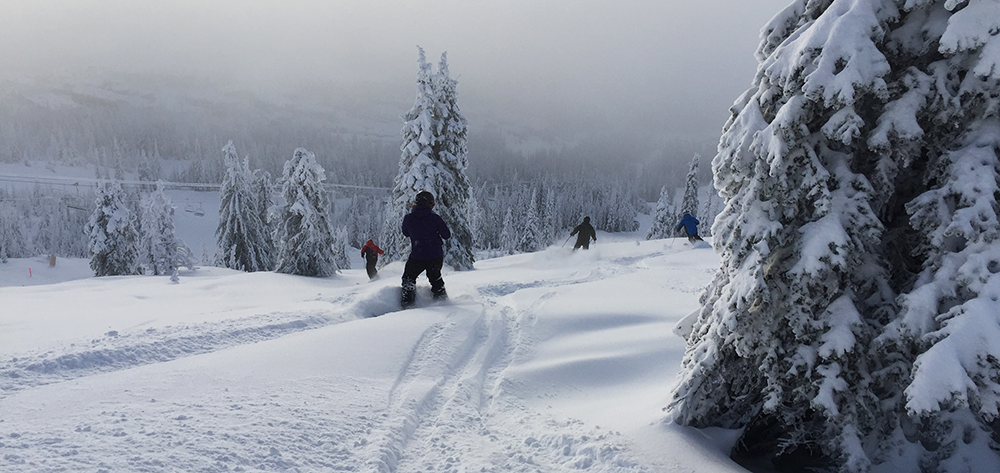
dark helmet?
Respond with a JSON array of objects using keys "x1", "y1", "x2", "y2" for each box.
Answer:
[
  {"x1": 583, "y1": 216, "x2": 590, "y2": 223},
  {"x1": 414, "y1": 191, "x2": 435, "y2": 208}
]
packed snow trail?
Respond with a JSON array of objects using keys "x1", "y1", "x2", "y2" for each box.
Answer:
[{"x1": 0, "y1": 238, "x2": 749, "y2": 472}]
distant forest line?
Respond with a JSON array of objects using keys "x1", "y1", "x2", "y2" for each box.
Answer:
[{"x1": 0, "y1": 76, "x2": 715, "y2": 201}]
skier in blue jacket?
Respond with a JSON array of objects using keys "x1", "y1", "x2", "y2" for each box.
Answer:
[
  {"x1": 400, "y1": 191, "x2": 451, "y2": 307},
  {"x1": 676, "y1": 213, "x2": 703, "y2": 244}
]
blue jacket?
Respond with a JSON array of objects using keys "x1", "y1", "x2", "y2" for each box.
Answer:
[
  {"x1": 402, "y1": 205, "x2": 451, "y2": 260},
  {"x1": 676, "y1": 213, "x2": 700, "y2": 236}
]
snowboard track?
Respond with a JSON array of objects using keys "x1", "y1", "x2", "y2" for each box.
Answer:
[{"x1": 362, "y1": 275, "x2": 649, "y2": 473}]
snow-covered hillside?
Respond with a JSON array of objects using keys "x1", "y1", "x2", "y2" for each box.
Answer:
[{"x1": 0, "y1": 236, "x2": 744, "y2": 472}]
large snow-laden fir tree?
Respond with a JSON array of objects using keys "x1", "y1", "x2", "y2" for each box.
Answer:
[
  {"x1": 86, "y1": 180, "x2": 141, "y2": 277},
  {"x1": 216, "y1": 141, "x2": 273, "y2": 272},
  {"x1": 273, "y1": 147, "x2": 340, "y2": 277},
  {"x1": 885, "y1": 0, "x2": 1000, "y2": 470},
  {"x1": 386, "y1": 47, "x2": 475, "y2": 270},
  {"x1": 668, "y1": 1, "x2": 1000, "y2": 472}
]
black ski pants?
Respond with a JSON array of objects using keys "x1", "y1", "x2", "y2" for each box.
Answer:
[
  {"x1": 401, "y1": 256, "x2": 445, "y2": 294},
  {"x1": 681, "y1": 227, "x2": 703, "y2": 244},
  {"x1": 364, "y1": 251, "x2": 378, "y2": 279}
]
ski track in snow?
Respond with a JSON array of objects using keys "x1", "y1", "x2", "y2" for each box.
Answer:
[
  {"x1": 0, "y1": 312, "x2": 344, "y2": 402},
  {"x1": 1, "y1": 245, "x2": 693, "y2": 472}
]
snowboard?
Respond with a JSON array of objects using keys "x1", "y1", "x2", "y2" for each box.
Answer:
[{"x1": 400, "y1": 286, "x2": 448, "y2": 309}]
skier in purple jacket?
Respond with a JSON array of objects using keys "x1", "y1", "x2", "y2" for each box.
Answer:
[{"x1": 400, "y1": 191, "x2": 451, "y2": 307}]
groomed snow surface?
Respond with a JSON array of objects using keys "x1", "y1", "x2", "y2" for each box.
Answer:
[{"x1": 0, "y1": 235, "x2": 747, "y2": 472}]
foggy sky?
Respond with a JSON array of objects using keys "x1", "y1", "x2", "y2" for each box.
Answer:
[{"x1": 2, "y1": 0, "x2": 791, "y2": 146}]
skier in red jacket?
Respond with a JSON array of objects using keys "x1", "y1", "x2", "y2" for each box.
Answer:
[{"x1": 360, "y1": 239, "x2": 384, "y2": 280}]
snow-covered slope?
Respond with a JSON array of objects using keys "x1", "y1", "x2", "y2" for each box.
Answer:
[{"x1": 0, "y1": 237, "x2": 743, "y2": 472}]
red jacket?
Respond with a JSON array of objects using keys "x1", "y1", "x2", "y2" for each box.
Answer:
[{"x1": 361, "y1": 240, "x2": 384, "y2": 256}]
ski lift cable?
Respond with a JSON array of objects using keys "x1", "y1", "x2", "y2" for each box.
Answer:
[{"x1": 0, "y1": 173, "x2": 390, "y2": 192}]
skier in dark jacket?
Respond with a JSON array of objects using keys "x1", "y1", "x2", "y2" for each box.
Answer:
[
  {"x1": 570, "y1": 216, "x2": 597, "y2": 250},
  {"x1": 400, "y1": 191, "x2": 451, "y2": 306},
  {"x1": 360, "y1": 239, "x2": 384, "y2": 280},
  {"x1": 676, "y1": 213, "x2": 703, "y2": 243}
]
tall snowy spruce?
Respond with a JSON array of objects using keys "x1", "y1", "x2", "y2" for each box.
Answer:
[
  {"x1": 646, "y1": 186, "x2": 675, "y2": 240},
  {"x1": 500, "y1": 207, "x2": 517, "y2": 255},
  {"x1": 215, "y1": 141, "x2": 273, "y2": 272},
  {"x1": 544, "y1": 188, "x2": 559, "y2": 242},
  {"x1": 86, "y1": 180, "x2": 141, "y2": 276},
  {"x1": 252, "y1": 168, "x2": 275, "y2": 260},
  {"x1": 273, "y1": 148, "x2": 339, "y2": 277},
  {"x1": 518, "y1": 188, "x2": 543, "y2": 252},
  {"x1": 332, "y1": 226, "x2": 352, "y2": 271},
  {"x1": 386, "y1": 47, "x2": 475, "y2": 270},
  {"x1": 138, "y1": 181, "x2": 180, "y2": 275},
  {"x1": 668, "y1": 1, "x2": 1000, "y2": 472},
  {"x1": 679, "y1": 154, "x2": 701, "y2": 217},
  {"x1": 0, "y1": 212, "x2": 7, "y2": 263},
  {"x1": 0, "y1": 204, "x2": 26, "y2": 262}
]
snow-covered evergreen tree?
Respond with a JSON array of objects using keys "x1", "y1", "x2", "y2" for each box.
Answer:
[
  {"x1": 669, "y1": 1, "x2": 1000, "y2": 471},
  {"x1": 332, "y1": 226, "x2": 351, "y2": 271},
  {"x1": 387, "y1": 47, "x2": 475, "y2": 270},
  {"x1": 646, "y1": 186, "x2": 675, "y2": 240},
  {"x1": 86, "y1": 180, "x2": 140, "y2": 276},
  {"x1": 215, "y1": 141, "x2": 272, "y2": 272},
  {"x1": 605, "y1": 183, "x2": 639, "y2": 232},
  {"x1": 379, "y1": 200, "x2": 405, "y2": 268},
  {"x1": 0, "y1": 208, "x2": 10, "y2": 263},
  {"x1": 697, "y1": 186, "x2": 723, "y2": 238},
  {"x1": 34, "y1": 198, "x2": 55, "y2": 257},
  {"x1": 349, "y1": 195, "x2": 383, "y2": 250},
  {"x1": 518, "y1": 188, "x2": 543, "y2": 252},
  {"x1": 433, "y1": 52, "x2": 476, "y2": 269},
  {"x1": 1, "y1": 201, "x2": 28, "y2": 260},
  {"x1": 679, "y1": 154, "x2": 700, "y2": 217},
  {"x1": 465, "y1": 194, "x2": 484, "y2": 250},
  {"x1": 4, "y1": 189, "x2": 91, "y2": 260},
  {"x1": 138, "y1": 181, "x2": 180, "y2": 275},
  {"x1": 252, "y1": 168, "x2": 275, "y2": 262},
  {"x1": 137, "y1": 150, "x2": 161, "y2": 187},
  {"x1": 544, "y1": 187, "x2": 559, "y2": 242},
  {"x1": 347, "y1": 195, "x2": 364, "y2": 247},
  {"x1": 273, "y1": 147, "x2": 339, "y2": 277},
  {"x1": 883, "y1": 1, "x2": 1000, "y2": 469},
  {"x1": 500, "y1": 207, "x2": 517, "y2": 255}
]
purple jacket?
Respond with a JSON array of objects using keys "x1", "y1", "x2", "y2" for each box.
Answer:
[{"x1": 402, "y1": 205, "x2": 451, "y2": 260}]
